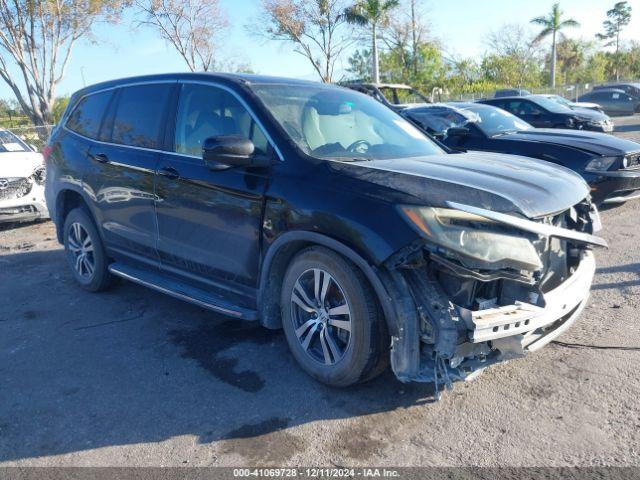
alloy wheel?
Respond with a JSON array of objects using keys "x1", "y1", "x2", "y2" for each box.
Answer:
[
  {"x1": 67, "y1": 222, "x2": 95, "y2": 278},
  {"x1": 290, "y1": 268, "x2": 352, "y2": 365}
]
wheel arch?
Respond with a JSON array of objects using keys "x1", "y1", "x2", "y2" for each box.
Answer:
[
  {"x1": 258, "y1": 231, "x2": 398, "y2": 336},
  {"x1": 54, "y1": 188, "x2": 93, "y2": 243}
]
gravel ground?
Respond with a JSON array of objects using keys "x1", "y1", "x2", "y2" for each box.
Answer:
[{"x1": 0, "y1": 116, "x2": 639, "y2": 467}]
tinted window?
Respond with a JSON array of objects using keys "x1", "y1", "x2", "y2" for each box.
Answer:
[
  {"x1": 66, "y1": 91, "x2": 112, "y2": 139},
  {"x1": 489, "y1": 100, "x2": 507, "y2": 109},
  {"x1": 505, "y1": 100, "x2": 543, "y2": 115},
  {"x1": 174, "y1": 84, "x2": 270, "y2": 157},
  {"x1": 583, "y1": 92, "x2": 602, "y2": 101},
  {"x1": 111, "y1": 84, "x2": 173, "y2": 149}
]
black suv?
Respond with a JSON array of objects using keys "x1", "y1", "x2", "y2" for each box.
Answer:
[{"x1": 45, "y1": 73, "x2": 605, "y2": 388}]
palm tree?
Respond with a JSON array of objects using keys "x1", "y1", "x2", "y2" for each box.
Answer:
[
  {"x1": 530, "y1": 3, "x2": 580, "y2": 87},
  {"x1": 343, "y1": 0, "x2": 399, "y2": 83}
]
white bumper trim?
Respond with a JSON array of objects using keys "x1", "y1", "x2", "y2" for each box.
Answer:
[{"x1": 467, "y1": 251, "x2": 595, "y2": 344}]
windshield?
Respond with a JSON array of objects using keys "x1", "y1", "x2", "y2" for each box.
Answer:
[
  {"x1": 461, "y1": 105, "x2": 532, "y2": 136},
  {"x1": 379, "y1": 87, "x2": 428, "y2": 105},
  {"x1": 251, "y1": 84, "x2": 443, "y2": 161},
  {"x1": 0, "y1": 130, "x2": 28, "y2": 153},
  {"x1": 529, "y1": 96, "x2": 573, "y2": 114},
  {"x1": 547, "y1": 95, "x2": 572, "y2": 107}
]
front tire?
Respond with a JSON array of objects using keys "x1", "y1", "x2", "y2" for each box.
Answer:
[
  {"x1": 63, "y1": 207, "x2": 112, "y2": 292},
  {"x1": 280, "y1": 246, "x2": 388, "y2": 387}
]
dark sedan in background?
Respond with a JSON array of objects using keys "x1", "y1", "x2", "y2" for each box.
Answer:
[
  {"x1": 494, "y1": 88, "x2": 531, "y2": 98},
  {"x1": 479, "y1": 95, "x2": 614, "y2": 133},
  {"x1": 401, "y1": 102, "x2": 640, "y2": 204},
  {"x1": 578, "y1": 88, "x2": 640, "y2": 117},
  {"x1": 593, "y1": 82, "x2": 640, "y2": 97}
]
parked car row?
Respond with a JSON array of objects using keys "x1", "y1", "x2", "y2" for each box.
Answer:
[
  {"x1": 578, "y1": 87, "x2": 640, "y2": 117},
  {"x1": 342, "y1": 82, "x2": 640, "y2": 206},
  {"x1": 398, "y1": 102, "x2": 640, "y2": 204},
  {"x1": 491, "y1": 83, "x2": 640, "y2": 117},
  {"x1": 480, "y1": 95, "x2": 615, "y2": 132},
  {"x1": 39, "y1": 73, "x2": 617, "y2": 392}
]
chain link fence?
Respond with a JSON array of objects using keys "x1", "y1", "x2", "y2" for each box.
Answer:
[
  {"x1": 6, "y1": 125, "x2": 55, "y2": 153},
  {"x1": 441, "y1": 78, "x2": 640, "y2": 103}
]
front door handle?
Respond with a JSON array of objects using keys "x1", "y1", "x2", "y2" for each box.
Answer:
[
  {"x1": 158, "y1": 166, "x2": 180, "y2": 180},
  {"x1": 89, "y1": 152, "x2": 109, "y2": 163}
]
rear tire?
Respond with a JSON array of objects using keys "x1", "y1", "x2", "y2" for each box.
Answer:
[
  {"x1": 63, "y1": 207, "x2": 112, "y2": 292},
  {"x1": 280, "y1": 246, "x2": 388, "y2": 387}
]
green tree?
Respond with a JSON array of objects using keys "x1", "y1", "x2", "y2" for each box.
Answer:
[
  {"x1": 346, "y1": 49, "x2": 372, "y2": 80},
  {"x1": 555, "y1": 38, "x2": 587, "y2": 84},
  {"x1": 480, "y1": 54, "x2": 541, "y2": 88},
  {"x1": 530, "y1": 3, "x2": 580, "y2": 87},
  {"x1": 343, "y1": 0, "x2": 400, "y2": 83},
  {"x1": 52, "y1": 97, "x2": 71, "y2": 124},
  {"x1": 596, "y1": 1, "x2": 632, "y2": 80}
]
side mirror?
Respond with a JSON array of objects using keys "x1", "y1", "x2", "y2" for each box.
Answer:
[
  {"x1": 446, "y1": 126, "x2": 470, "y2": 138},
  {"x1": 202, "y1": 135, "x2": 272, "y2": 169}
]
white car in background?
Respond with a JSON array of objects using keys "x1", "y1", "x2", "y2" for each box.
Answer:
[{"x1": 0, "y1": 129, "x2": 49, "y2": 224}]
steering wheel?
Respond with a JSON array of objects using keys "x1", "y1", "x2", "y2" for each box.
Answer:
[{"x1": 347, "y1": 140, "x2": 371, "y2": 154}]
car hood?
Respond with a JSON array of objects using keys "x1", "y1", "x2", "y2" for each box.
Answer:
[
  {"x1": 0, "y1": 152, "x2": 43, "y2": 178},
  {"x1": 569, "y1": 107, "x2": 609, "y2": 119},
  {"x1": 499, "y1": 129, "x2": 640, "y2": 156},
  {"x1": 572, "y1": 102, "x2": 600, "y2": 109},
  {"x1": 330, "y1": 151, "x2": 589, "y2": 219},
  {"x1": 0, "y1": 152, "x2": 44, "y2": 178}
]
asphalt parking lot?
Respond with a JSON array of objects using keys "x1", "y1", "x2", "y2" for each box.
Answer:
[{"x1": 1, "y1": 116, "x2": 639, "y2": 467}]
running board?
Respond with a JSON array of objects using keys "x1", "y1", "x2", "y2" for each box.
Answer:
[{"x1": 108, "y1": 263, "x2": 258, "y2": 320}]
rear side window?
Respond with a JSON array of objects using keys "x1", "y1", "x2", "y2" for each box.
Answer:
[
  {"x1": 111, "y1": 84, "x2": 173, "y2": 149},
  {"x1": 66, "y1": 91, "x2": 112, "y2": 139}
]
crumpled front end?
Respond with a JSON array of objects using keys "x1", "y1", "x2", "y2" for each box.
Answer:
[
  {"x1": 0, "y1": 167, "x2": 49, "y2": 223},
  {"x1": 384, "y1": 198, "x2": 604, "y2": 388}
]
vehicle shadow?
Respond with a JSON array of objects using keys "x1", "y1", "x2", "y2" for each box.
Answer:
[
  {"x1": 0, "y1": 219, "x2": 48, "y2": 233},
  {"x1": 0, "y1": 249, "x2": 438, "y2": 463},
  {"x1": 593, "y1": 262, "x2": 640, "y2": 290},
  {"x1": 613, "y1": 123, "x2": 640, "y2": 133}
]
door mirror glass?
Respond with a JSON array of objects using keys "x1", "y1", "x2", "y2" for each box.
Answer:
[
  {"x1": 446, "y1": 126, "x2": 470, "y2": 138},
  {"x1": 203, "y1": 135, "x2": 255, "y2": 168}
]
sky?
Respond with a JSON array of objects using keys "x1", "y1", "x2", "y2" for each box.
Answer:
[{"x1": 1, "y1": 0, "x2": 640, "y2": 100}]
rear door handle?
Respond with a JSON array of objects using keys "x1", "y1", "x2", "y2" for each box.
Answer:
[
  {"x1": 89, "y1": 152, "x2": 109, "y2": 163},
  {"x1": 158, "y1": 166, "x2": 180, "y2": 180}
]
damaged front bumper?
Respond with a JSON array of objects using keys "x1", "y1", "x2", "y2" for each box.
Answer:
[
  {"x1": 384, "y1": 201, "x2": 603, "y2": 386},
  {"x1": 0, "y1": 181, "x2": 49, "y2": 223},
  {"x1": 463, "y1": 250, "x2": 594, "y2": 356}
]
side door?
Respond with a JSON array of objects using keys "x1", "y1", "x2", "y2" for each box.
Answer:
[
  {"x1": 82, "y1": 82, "x2": 175, "y2": 268},
  {"x1": 621, "y1": 94, "x2": 637, "y2": 115},
  {"x1": 154, "y1": 82, "x2": 272, "y2": 305}
]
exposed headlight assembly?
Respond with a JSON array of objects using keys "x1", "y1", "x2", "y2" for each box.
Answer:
[
  {"x1": 585, "y1": 156, "x2": 618, "y2": 172},
  {"x1": 399, "y1": 206, "x2": 543, "y2": 272},
  {"x1": 32, "y1": 165, "x2": 46, "y2": 185}
]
